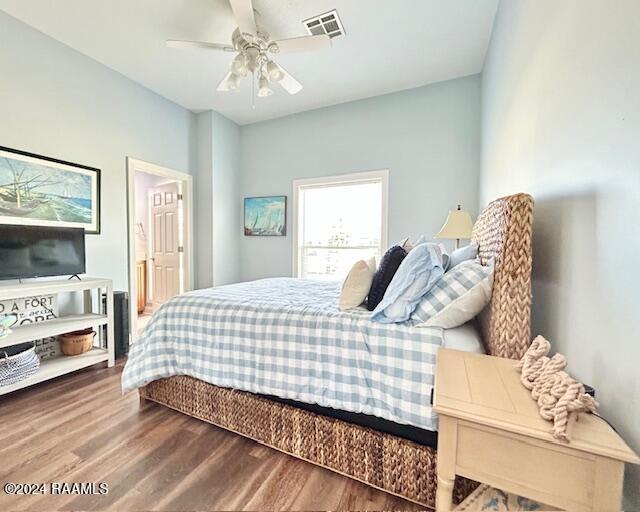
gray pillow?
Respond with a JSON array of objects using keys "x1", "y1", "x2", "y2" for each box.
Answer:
[{"x1": 447, "y1": 242, "x2": 479, "y2": 270}]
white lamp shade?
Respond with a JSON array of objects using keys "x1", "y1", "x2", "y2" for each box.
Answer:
[
  {"x1": 258, "y1": 76, "x2": 273, "y2": 97},
  {"x1": 227, "y1": 72, "x2": 240, "y2": 90},
  {"x1": 231, "y1": 53, "x2": 248, "y2": 76},
  {"x1": 266, "y1": 60, "x2": 284, "y2": 82},
  {"x1": 435, "y1": 206, "x2": 474, "y2": 240}
]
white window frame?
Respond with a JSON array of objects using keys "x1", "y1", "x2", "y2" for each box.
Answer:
[{"x1": 292, "y1": 169, "x2": 389, "y2": 278}]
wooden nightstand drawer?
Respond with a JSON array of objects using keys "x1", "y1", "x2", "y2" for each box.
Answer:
[{"x1": 456, "y1": 422, "x2": 594, "y2": 510}]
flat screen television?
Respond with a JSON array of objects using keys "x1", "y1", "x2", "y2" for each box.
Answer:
[{"x1": 0, "y1": 225, "x2": 86, "y2": 280}]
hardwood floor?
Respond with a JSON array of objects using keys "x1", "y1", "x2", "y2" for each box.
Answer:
[{"x1": 0, "y1": 363, "x2": 421, "y2": 511}]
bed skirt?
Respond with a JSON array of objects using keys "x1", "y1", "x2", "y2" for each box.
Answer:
[{"x1": 141, "y1": 375, "x2": 478, "y2": 509}]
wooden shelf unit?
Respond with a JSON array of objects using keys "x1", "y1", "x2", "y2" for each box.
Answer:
[
  {"x1": 0, "y1": 348, "x2": 110, "y2": 396},
  {"x1": 0, "y1": 313, "x2": 108, "y2": 349},
  {"x1": 0, "y1": 277, "x2": 114, "y2": 395}
]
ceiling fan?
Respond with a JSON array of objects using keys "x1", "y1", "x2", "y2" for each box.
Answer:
[{"x1": 167, "y1": 0, "x2": 332, "y2": 99}]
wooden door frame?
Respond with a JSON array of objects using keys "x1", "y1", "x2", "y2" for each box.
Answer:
[{"x1": 126, "y1": 157, "x2": 194, "y2": 342}]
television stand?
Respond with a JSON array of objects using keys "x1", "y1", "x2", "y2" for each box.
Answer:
[{"x1": 0, "y1": 277, "x2": 114, "y2": 396}]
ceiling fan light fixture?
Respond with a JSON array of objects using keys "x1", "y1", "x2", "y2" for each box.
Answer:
[
  {"x1": 257, "y1": 75, "x2": 273, "y2": 97},
  {"x1": 172, "y1": 0, "x2": 335, "y2": 102},
  {"x1": 266, "y1": 60, "x2": 284, "y2": 82},
  {"x1": 231, "y1": 53, "x2": 248, "y2": 76},
  {"x1": 246, "y1": 47, "x2": 261, "y2": 72},
  {"x1": 227, "y1": 72, "x2": 241, "y2": 90}
]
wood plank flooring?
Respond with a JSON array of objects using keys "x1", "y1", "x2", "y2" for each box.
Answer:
[{"x1": 0, "y1": 362, "x2": 421, "y2": 511}]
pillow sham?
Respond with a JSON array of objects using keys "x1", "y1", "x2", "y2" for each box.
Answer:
[
  {"x1": 371, "y1": 243, "x2": 445, "y2": 323},
  {"x1": 366, "y1": 245, "x2": 407, "y2": 311},
  {"x1": 412, "y1": 259, "x2": 493, "y2": 328},
  {"x1": 408, "y1": 239, "x2": 450, "y2": 268},
  {"x1": 339, "y1": 257, "x2": 376, "y2": 310},
  {"x1": 447, "y1": 242, "x2": 479, "y2": 270}
]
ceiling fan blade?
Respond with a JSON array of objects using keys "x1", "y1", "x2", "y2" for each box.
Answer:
[
  {"x1": 167, "y1": 40, "x2": 234, "y2": 52},
  {"x1": 271, "y1": 34, "x2": 331, "y2": 54},
  {"x1": 216, "y1": 71, "x2": 236, "y2": 92},
  {"x1": 276, "y1": 65, "x2": 303, "y2": 95},
  {"x1": 229, "y1": 0, "x2": 257, "y2": 36}
]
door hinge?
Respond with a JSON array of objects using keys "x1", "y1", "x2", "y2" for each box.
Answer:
[
  {"x1": 177, "y1": 193, "x2": 184, "y2": 201},
  {"x1": 178, "y1": 246, "x2": 184, "y2": 253}
]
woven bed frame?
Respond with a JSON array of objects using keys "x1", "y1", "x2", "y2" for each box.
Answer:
[{"x1": 140, "y1": 193, "x2": 534, "y2": 509}]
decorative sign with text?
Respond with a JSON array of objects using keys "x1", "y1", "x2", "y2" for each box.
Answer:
[{"x1": 0, "y1": 295, "x2": 60, "y2": 359}]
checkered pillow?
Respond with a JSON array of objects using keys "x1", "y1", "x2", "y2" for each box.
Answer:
[{"x1": 411, "y1": 259, "x2": 493, "y2": 328}]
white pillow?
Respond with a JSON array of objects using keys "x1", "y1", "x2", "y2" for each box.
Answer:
[
  {"x1": 447, "y1": 241, "x2": 479, "y2": 270},
  {"x1": 412, "y1": 260, "x2": 494, "y2": 328},
  {"x1": 339, "y1": 257, "x2": 376, "y2": 310}
]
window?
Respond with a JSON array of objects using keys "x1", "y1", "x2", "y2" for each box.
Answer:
[{"x1": 293, "y1": 170, "x2": 388, "y2": 280}]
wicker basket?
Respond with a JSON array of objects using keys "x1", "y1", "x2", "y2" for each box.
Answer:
[
  {"x1": 58, "y1": 328, "x2": 95, "y2": 356},
  {"x1": 0, "y1": 342, "x2": 40, "y2": 387}
]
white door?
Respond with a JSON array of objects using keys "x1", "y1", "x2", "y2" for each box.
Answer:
[{"x1": 150, "y1": 183, "x2": 180, "y2": 308}]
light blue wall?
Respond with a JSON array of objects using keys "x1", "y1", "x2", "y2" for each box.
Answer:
[
  {"x1": 194, "y1": 111, "x2": 214, "y2": 288},
  {"x1": 0, "y1": 11, "x2": 197, "y2": 292},
  {"x1": 211, "y1": 111, "x2": 241, "y2": 286},
  {"x1": 194, "y1": 111, "x2": 241, "y2": 288},
  {"x1": 239, "y1": 75, "x2": 481, "y2": 281},
  {"x1": 481, "y1": 0, "x2": 640, "y2": 506}
]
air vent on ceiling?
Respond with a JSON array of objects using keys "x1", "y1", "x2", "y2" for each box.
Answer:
[{"x1": 303, "y1": 9, "x2": 345, "y2": 39}]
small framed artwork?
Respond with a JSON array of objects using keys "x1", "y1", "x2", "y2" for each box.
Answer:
[
  {"x1": 244, "y1": 195, "x2": 286, "y2": 236},
  {"x1": 0, "y1": 146, "x2": 101, "y2": 234}
]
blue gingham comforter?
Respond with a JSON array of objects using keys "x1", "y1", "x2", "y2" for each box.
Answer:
[{"x1": 122, "y1": 278, "x2": 444, "y2": 430}]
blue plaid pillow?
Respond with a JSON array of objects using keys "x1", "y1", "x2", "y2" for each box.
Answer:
[{"x1": 411, "y1": 260, "x2": 492, "y2": 327}]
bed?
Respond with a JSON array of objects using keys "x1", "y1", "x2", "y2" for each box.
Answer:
[{"x1": 123, "y1": 193, "x2": 534, "y2": 509}]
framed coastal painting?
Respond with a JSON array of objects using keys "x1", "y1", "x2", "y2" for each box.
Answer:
[
  {"x1": 0, "y1": 146, "x2": 100, "y2": 234},
  {"x1": 244, "y1": 195, "x2": 286, "y2": 236}
]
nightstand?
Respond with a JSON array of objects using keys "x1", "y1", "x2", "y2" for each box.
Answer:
[{"x1": 433, "y1": 348, "x2": 640, "y2": 512}]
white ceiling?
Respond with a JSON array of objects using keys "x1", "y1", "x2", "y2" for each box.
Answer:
[{"x1": 0, "y1": 0, "x2": 498, "y2": 125}]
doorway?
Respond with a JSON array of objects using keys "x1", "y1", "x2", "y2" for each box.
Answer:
[{"x1": 127, "y1": 158, "x2": 193, "y2": 341}]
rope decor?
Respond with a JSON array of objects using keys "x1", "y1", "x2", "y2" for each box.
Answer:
[{"x1": 515, "y1": 336, "x2": 598, "y2": 441}]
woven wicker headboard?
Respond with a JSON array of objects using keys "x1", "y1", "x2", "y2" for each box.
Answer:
[{"x1": 471, "y1": 193, "x2": 534, "y2": 360}]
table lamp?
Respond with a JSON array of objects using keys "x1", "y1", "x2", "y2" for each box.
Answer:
[{"x1": 435, "y1": 205, "x2": 474, "y2": 249}]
